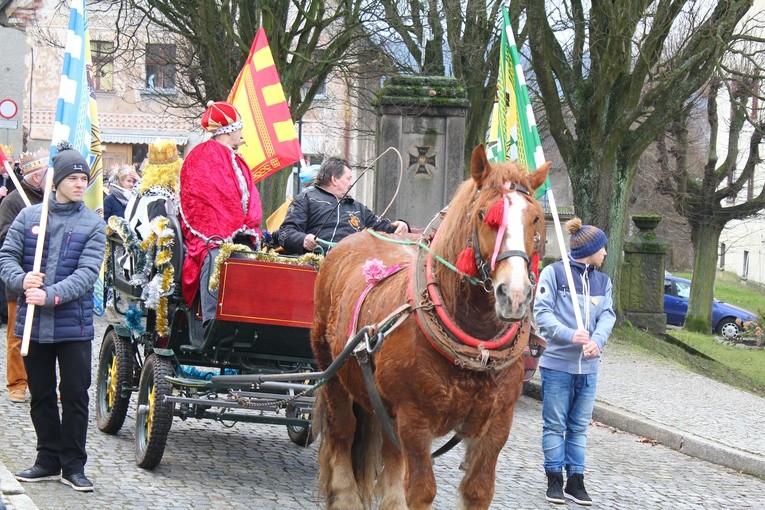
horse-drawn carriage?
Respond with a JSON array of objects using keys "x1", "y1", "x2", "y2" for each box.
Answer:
[
  {"x1": 97, "y1": 213, "x2": 326, "y2": 468},
  {"x1": 96, "y1": 145, "x2": 547, "y2": 509}
]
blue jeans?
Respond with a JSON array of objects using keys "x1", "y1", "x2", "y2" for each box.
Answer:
[{"x1": 540, "y1": 367, "x2": 598, "y2": 475}]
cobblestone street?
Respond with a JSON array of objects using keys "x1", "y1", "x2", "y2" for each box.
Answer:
[{"x1": 2, "y1": 318, "x2": 764, "y2": 509}]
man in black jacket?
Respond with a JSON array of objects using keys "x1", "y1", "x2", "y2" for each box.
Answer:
[
  {"x1": 277, "y1": 157, "x2": 408, "y2": 254},
  {"x1": 0, "y1": 148, "x2": 48, "y2": 404}
]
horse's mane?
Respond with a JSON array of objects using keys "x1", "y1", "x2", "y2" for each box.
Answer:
[{"x1": 431, "y1": 160, "x2": 536, "y2": 336}]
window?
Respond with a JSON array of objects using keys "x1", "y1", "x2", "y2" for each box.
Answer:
[
  {"x1": 301, "y1": 79, "x2": 327, "y2": 100},
  {"x1": 719, "y1": 242, "x2": 726, "y2": 270},
  {"x1": 675, "y1": 281, "x2": 690, "y2": 299},
  {"x1": 145, "y1": 44, "x2": 176, "y2": 91},
  {"x1": 301, "y1": 50, "x2": 327, "y2": 100},
  {"x1": 91, "y1": 40, "x2": 114, "y2": 91},
  {"x1": 743, "y1": 251, "x2": 749, "y2": 278}
]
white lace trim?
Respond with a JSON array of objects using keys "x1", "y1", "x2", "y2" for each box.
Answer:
[{"x1": 228, "y1": 148, "x2": 250, "y2": 214}]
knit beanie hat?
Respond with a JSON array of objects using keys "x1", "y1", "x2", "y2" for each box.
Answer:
[
  {"x1": 299, "y1": 164, "x2": 320, "y2": 187},
  {"x1": 567, "y1": 217, "x2": 608, "y2": 259},
  {"x1": 53, "y1": 141, "x2": 90, "y2": 188}
]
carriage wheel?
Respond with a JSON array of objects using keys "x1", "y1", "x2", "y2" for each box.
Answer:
[
  {"x1": 96, "y1": 329, "x2": 134, "y2": 434},
  {"x1": 286, "y1": 404, "x2": 315, "y2": 447},
  {"x1": 135, "y1": 353, "x2": 175, "y2": 469}
]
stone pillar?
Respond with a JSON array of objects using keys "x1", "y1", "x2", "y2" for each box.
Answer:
[
  {"x1": 621, "y1": 214, "x2": 669, "y2": 335},
  {"x1": 374, "y1": 75, "x2": 468, "y2": 229}
]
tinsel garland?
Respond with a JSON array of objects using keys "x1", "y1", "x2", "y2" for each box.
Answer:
[
  {"x1": 125, "y1": 305, "x2": 145, "y2": 335},
  {"x1": 107, "y1": 215, "x2": 175, "y2": 337},
  {"x1": 208, "y1": 243, "x2": 324, "y2": 291}
]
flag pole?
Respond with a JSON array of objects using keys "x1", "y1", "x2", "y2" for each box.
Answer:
[
  {"x1": 0, "y1": 149, "x2": 30, "y2": 206},
  {"x1": 503, "y1": 10, "x2": 584, "y2": 330},
  {"x1": 21, "y1": 168, "x2": 54, "y2": 356},
  {"x1": 3, "y1": 161, "x2": 32, "y2": 207}
]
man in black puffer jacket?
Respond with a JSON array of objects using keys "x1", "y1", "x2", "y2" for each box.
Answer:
[
  {"x1": 0, "y1": 142, "x2": 105, "y2": 493},
  {"x1": 277, "y1": 157, "x2": 409, "y2": 254}
]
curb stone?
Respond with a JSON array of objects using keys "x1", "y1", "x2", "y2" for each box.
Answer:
[
  {"x1": 0, "y1": 464, "x2": 38, "y2": 510},
  {"x1": 523, "y1": 380, "x2": 765, "y2": 479}
]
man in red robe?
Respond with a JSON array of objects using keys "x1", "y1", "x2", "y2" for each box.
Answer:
[{"x1": 179, "y1": 101, "x2": 262, "y2": 325}]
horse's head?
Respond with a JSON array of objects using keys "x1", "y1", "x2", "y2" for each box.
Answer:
[{"x1": 460, "y1": 145, "x2": 549, "y2": 321}]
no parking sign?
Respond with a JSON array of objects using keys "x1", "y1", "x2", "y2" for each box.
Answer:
[
  {"x1": 0, "y1": 99, "x2": 19, "y2": 129},
  {"x1": 0, "y1": 98, "x2": 18, "y2": 119}
]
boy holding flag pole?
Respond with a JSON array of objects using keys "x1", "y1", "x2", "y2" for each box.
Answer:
[
  {"x1": 0, "y1": 142, "x2": 105, "y2": 492},
  {"x1": 0, "y1": 0, "x2": 106, "y2": 492},
  {"x1": 488, "y1": 7, "x2": 615, "y2": 505}
]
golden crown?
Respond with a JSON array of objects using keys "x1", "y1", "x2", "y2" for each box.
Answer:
[
  {"x1": 0, "y1": 143, "x2": 12, "y2": 159},
  {"x1": 19, "y1": 147, "x2": 50, "y2": 175},
  {"x1": 148, "y1": 140, "x2": 180, "y2": 165}
]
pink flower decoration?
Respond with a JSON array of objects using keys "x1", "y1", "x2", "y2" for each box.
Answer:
[{"x1": 362, "y1": 258, "x2": 387, "y2": 284}]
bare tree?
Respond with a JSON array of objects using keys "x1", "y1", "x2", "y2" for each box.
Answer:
[
  {"x1": 520, "y1": 1, "x2": 754, "y2": 292},
  {"x1": 105, "y1": 0, "x2": 371, "y2": 213},
  {"x1": 658, "y1": 68, "x2": 765, "y2": 333},
  {"x1": 363, "y1": 0, "x2": 527, "y2": 165}
]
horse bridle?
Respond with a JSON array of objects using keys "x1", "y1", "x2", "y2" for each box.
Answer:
[{"x1": 471, "y1": 183, "x2": 540, "y2": 290}]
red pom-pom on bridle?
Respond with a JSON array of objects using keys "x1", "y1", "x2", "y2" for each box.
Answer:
[
  {"x1": 455, "y1": 246, "x2": 478, "y2": 277},
  {"x1": 483, "y1": 198, "x2": 506, "y2": 229}
]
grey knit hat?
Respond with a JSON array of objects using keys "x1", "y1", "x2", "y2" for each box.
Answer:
[{"x1": 53, "y1": 141, "x2": 90, "y2": 188}]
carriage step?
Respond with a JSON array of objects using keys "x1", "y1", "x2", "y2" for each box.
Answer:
[{"x1": 179, "y1": 343, "x2": 203, "y2": 353}]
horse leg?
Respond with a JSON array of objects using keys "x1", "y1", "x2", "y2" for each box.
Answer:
[
  {"x1": 377, "y1": 435, "x2": 407, "y2": 510},
  {"x1": 458, "y1": 421, "x2": 512, "y2": 510},
  {"x1": 316, "y1": 382, "x2": 364, "y2": 509},
  {"x1": 397, "y1": 411, "x2": 437, "y2": 510}
]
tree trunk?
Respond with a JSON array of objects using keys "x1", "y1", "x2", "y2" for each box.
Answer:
[
  {"x1": 684, "y1": 220, "x2": 723, "y2": 333},
  {"x1": 567, "y1": 150, "x2": 633, "y2": 311}
]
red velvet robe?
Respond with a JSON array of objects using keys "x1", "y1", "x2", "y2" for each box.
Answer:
[{"x1": 179, "y1": 139, "x2": 262, "y2": 305}]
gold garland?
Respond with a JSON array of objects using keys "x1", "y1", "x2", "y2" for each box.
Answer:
[
  {"x1": 106, "y1": 215, "x2": 175, "y2": 337},
  {"x1": 208, "y1": 244, "x2": 323, "y2": 291}
]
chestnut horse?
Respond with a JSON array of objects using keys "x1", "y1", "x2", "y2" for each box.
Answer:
[{"x1": 311, "y1": 145, "x2": 549, "y2": 509}]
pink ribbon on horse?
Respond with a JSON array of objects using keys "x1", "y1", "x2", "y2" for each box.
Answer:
[
  {"x1": 349, "y1": 259, "x2": 409, "y2": 337},
  {"x1": 489, "y1": 183, "x2": 512, "y2": 270}
]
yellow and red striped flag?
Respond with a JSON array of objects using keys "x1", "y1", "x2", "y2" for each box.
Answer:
[{"x1": 228, "y1": 28, "x2": 302, "y2": 183}]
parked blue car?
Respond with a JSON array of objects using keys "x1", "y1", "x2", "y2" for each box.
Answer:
[{"x1": 664, "y1": 274, "x2": 757, "y2": 339}]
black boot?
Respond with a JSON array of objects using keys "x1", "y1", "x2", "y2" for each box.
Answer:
[
  {"x1": 564, "y1": 473, "x2": 592, "y2": 506},
  {"x1": 545, "y1": 471, "x2": 565, "y2": 504}
]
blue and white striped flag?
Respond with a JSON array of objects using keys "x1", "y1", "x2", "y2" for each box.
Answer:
[{"x1": 52, "y1": 0, "x2": 106, "y2": 316}]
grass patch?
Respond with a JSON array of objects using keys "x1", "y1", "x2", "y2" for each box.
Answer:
[{"x1": 610, "y1": 326, "x2": 765, "y2": 398}]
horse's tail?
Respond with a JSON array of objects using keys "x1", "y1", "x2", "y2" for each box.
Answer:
[
  {"x1": 351, "y1": 401, "x2": 382, "y2": 507},
  {"x1": 314, "y1": 389, "x2": 380, "y2": 509}
]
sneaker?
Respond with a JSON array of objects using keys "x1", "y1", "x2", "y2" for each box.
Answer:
[
  {"x1": 9, "y1": 389, "x2": 27, "y2": 403},
  {"x1": 545, "y1": 471, "x2": 566, "y2": 504},
  {"x1": 61, "y1": 472, "x2": 94, "y2": 492},
  {"x1": 15, "y1": 465, "x2": 61, "y2": 482},
  {"x1": 564, "y1": 473, "x2": 592, "y2": 506}
]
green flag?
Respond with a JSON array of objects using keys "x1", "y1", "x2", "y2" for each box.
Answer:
[{"x1": 487, "y1": 7, "x2": 550, "y2": 198}]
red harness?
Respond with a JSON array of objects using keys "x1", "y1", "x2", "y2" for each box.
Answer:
[{"x1": 407, "y1": 209, "x2": 529, "y2": 372}]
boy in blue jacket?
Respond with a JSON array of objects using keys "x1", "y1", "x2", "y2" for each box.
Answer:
[
  {"x1": 0, "y1": 143, "x2": 105, "y2": 492},
  {"x1": 533, "y1": 218, "x2": 616, "y2": 506}
]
